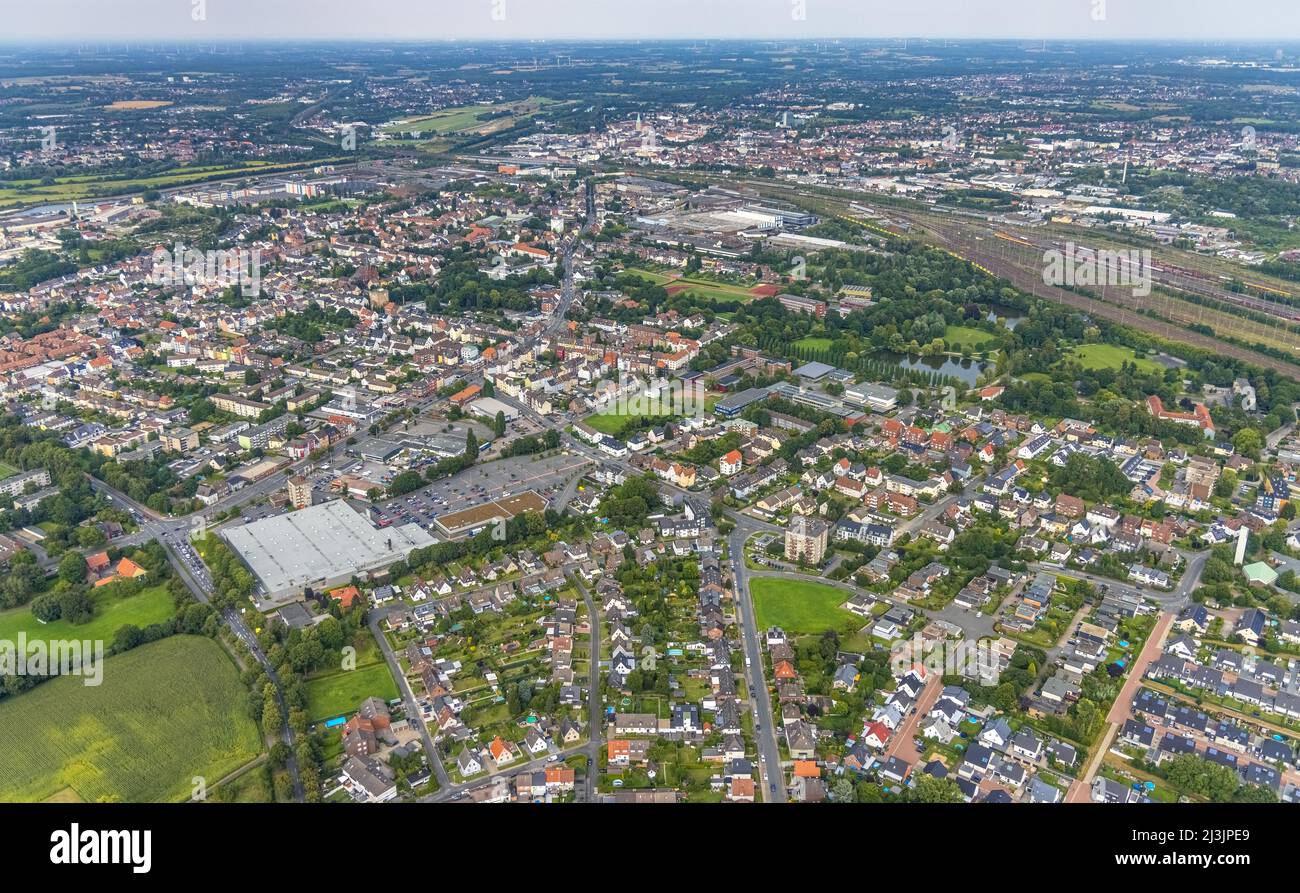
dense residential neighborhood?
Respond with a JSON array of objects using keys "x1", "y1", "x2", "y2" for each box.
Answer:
[{"x1": 1, "y1": 22, "x2": 1300, "y2": 856}]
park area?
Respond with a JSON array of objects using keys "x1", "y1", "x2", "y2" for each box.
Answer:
[
  {"x1": 750, "y1": 577, "x2": 858, "y2": 636},
  {"x1": 944, "y1": 324, "x2": 999, "y2": 351},
  {"x1": 0, "y1": 635, "x2": 262, "y2": 802},
  {"x1": 1068, "y1": 343, "x2": 1163, "y2": 374}
]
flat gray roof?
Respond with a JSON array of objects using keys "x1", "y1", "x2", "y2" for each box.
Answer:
[
  {"x1": 793, "y1": 361, "x2": 836, "y2": 380},
  {"x1": 223, "y1": 499, "x2": 436, "y2": 597}
]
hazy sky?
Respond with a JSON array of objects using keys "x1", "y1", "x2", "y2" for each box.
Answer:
[{"x1": 5, "y1": 0, "x2": 1300, "y2": 42}]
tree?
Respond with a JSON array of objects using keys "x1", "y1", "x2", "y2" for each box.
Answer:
[
  {"x1": 30, "y1": 593, "x2": 61, "y2": 622},
  {"x1": 856, "y1": 780, "x2": 884, "y2": 802},
  {"x1": 494, "y1": 411, "x2": 507, "y2": 438},
  {"x1": 1164, "y1": 753, "x2": 1241, "y2": 802},
  {"x1": 57, "y1": 552, "x2": 87, "y2": 585},
  {"x1": 57, "y1": 587, "x2": 94, "y2": 625},
  {"x1": 465, "y1": 430, "x2": 479, "y2": 462},
  {"x1": 907, "y1": 773, "x2": 967, "y2": 803},
  {"x1": 1232, "y1": 427, "x2": 1263, "y2": 459},
  {"x1": 113, "y1": 624, "x2": 145, "y2": 652},
  {"x1": 77, "y1": 526, "x2": 107, "y2": 549}
]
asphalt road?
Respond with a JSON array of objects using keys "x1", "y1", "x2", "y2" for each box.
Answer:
[
  {"x1": 728, "y1": 514, "x2": 788, "y2": 803},
  {"x1": 571, "y1": 575, "x2": 604, "y2": 802},
  {"x1": 367, "y1": 606, "x2": 451, "y2": 791}
]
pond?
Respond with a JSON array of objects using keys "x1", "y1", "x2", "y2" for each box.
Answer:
[
  {"x1": 982, "y1": 303, "x2": 1026, "y2": 330},
  {"x1": 870, "y1": 351, "x2": 990, "y2": 386}
]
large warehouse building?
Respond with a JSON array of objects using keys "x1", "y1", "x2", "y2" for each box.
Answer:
[{"x1": 223, "y1": 499, "x2": 437, "y2": 605}]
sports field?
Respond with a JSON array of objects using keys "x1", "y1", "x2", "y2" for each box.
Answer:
[{"x1": 623, "y1": 267, "x2": 764, "y2": 302}]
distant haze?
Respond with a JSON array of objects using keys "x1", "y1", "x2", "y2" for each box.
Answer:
[{"x1": 5, "y1": 0, "x2": 1300, "y2": 42}]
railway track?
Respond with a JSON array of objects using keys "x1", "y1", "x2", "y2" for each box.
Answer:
[{"x1": 915, "y1": 217, "x2": 1300, "y2": 378}]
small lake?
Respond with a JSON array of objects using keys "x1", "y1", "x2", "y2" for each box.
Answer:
[
  {"x1": 871, "y1": 351, "x2": 990, "y2": 385},
  {"x1": 982, "y1": 304, "x2": 1025, "y2": 330}
]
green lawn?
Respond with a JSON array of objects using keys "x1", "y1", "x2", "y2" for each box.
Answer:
[
  {"x1": 583, "y1": 396, "x2": 717, "y2": 437},
  {"x1": 667, "y1": 277, "x2": 758, "y2": 302},
  {"x1": 794, "y1": 336, "x2": 835, "y2": 352},
  {"x1": 584, "y1": 412, "x2": 655, "y2": 436},
  {"x1": 0, "y1": 461, "x2": 17, "y2": 480},
  {"x1": 0, "y1": 635, "x2": 262, "y2": 802},
  {"x1": 944, "y1": 325, "x2": 998, "y2": 350},
  {"x1": 620, "y1": 267, "x2": 758, "y2": 302},
  {"x1": 1068, "y1": 343, "x2": 1162, "y2": 374},
  {"x1": 621, "y1": 267, "x2": 678, "y2": 285},
  {"x1": 750, "y1": 577, "x2": 859, "y2": 635},
  {"x1": 0, "y1": 582, "x2": 174, "y2": 645},
  {"x1": 218, "y1": 764, "x2": 274, "y2": 803},
  {"x1": 302, "y1": 632, "x2": 399, "y2": 722}
]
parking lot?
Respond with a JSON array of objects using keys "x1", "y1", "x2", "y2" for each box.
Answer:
[{"x1": 371, "y1": 451, "x2": 593, "y2": 533}]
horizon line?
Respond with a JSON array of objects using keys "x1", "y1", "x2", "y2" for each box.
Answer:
[{"x1": 2, "y1": 36, "x2": 1300, "y2": 46}]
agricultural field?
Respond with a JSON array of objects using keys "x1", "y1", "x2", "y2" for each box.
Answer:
[
  {"x1": 0, "y1": 635, "x2": 262, "y2": 802},
  {"x1": 302, "y1": 631, "x2": 399, "y2": 722},
  {"x1": 104, "y1": 99, "x2": 172, "y2": 110},
  {"x1": 382, "y1": 96, "x2": 554, "y2": 137},
  {"x1": 1068, "y1": 343, "x2": 1163, "y2": 374},
  {"x1": 750, "y1": 577, "x2": 859, "y2": 636},
  {"x1": 0, "y1": 582, "x2": 174, "y2": 645},
  {"x1": 0, "y1": 158, "x2": 349, "y2": 210}
]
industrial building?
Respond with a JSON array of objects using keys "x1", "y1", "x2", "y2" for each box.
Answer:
[
  {"x1": 222, "y1": 499, "x2": 436, "y2": 604},
  {"x1": 467, "y1": 396, "x2": 520, "y2": 423}
]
